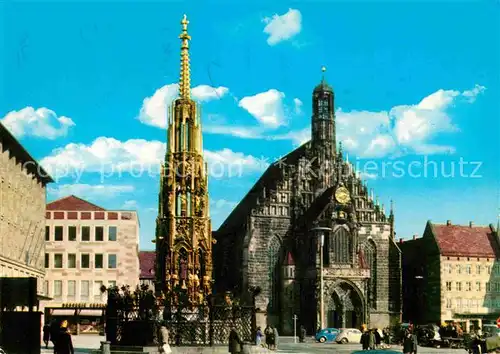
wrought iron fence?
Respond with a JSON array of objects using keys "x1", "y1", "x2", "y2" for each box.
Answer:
[{"x1": 107, "y1": 303, "x2": 255, "y2": 346}]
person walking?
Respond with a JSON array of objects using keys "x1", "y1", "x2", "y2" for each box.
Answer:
[
  {"x1": 299, "y1": 325, "x2": 306, "y2": 343},
  {"x1": 273, "y1": 326, "x2": 279, "y2": 350},
  {"x1": 54, "y1": 320, "x2": 74, "y2": 354},
  {"x1": 368, "y1": 329, "x2": 376, "y2": 350},
  {"x1": 403, "y1": 331, "x2": 414, "y2": 354},
  {"x1": 361, "y1": 329, "x2": 369, "y2": 350},
  {"x1": 49, "y1": 319, "x2": 60, "y2": 353},
  {"x1": 43, "y1": 323, "x2": 51, "y2": 349},
  {"x1": 228, "y1": 328, "x2": 243, "y2": 354},
  {"x1": 255, "y1": 327, "x2": 263, "y2": 347},
  {"x1": 264, "y1": 325, "x2": 273, "y2": 349},
  {"x1": 159, "y1": 325, "x2": 172, "y2": 353}
]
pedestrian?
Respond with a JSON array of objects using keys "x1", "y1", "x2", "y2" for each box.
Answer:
[
  {"x1": 374, "y1": 328, "x2": 381, "y2": 348},
  {"x1": 49, "y1": 319, "x2": 60, "y2": 353},
  {"x1": 255, "y1": 327, "x2": 263, "y2": 346},
  {"x1": 299, "y1": 325, "x2": 306, "y2": 343},
  {"x1": 228, "y1": 328, "x2": 243, "y2": 354},
  {"x1": 403, "y1": 331, "x2": 414, "y2": 354},
  {"x1": 360, "y1": 329, "x2": 369, "y2": 350},
  {"x1": 43, "y1": 323, "x2": 51, "y2": 348},
  {"x1": 54, "y1": 320, "x2": 74, "y2": 354},
  {"x1": 264, "y1": 325, "x2": 273, "y2": 349},
  {"x1": 368, "y1": 329, "x2": 375, "y2": 350},
  {"x1": 411, "y1": 329, "x2": 418, "y2": 354},
  {"x1": 273, "y1": 326, "x2": 279, "y2": 350},
  {"x1": 159, "y1": 325, "x2": 172, "y2": 353}
]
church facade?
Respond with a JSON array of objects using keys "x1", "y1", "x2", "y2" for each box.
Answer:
[{"x1": 213, "y1": 74, "x2": 402, "y2": 334}]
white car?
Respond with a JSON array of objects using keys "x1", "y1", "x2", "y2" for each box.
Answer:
[{"x1": 335, "y1": 328, "x2": 362, "y2": 344}]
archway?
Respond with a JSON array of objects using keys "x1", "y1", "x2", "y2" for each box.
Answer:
[{"x1": 327, "y1": 282, "x2": 364, "y2": 329}]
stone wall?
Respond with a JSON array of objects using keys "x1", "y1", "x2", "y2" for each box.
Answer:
[{"x1": 0, "y1": 141, "x2": 47, "y2": 293}]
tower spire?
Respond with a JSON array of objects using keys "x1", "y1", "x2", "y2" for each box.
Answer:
[
  {"x1": 179, "y1": 14, "x2": 191, "y2": 100},
  {"x1": 321, "y1": 66, "x2": 327, "y2": 82}
]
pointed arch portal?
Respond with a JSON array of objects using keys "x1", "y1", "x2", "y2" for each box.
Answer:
[{"x1": 327, "y1": 282, "x2": 364, "y2": 329}]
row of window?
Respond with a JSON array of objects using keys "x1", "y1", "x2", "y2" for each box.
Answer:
[
  {"x1": 445, "y1": 281, "x2": 499, "y2": 292},
  {"x1": 45, "y1": 279, "x2": 116, "y2": 300},
  {"x1": 445, "y1": 298, "x2": 500, "y2": 309},
  {"x1": 45, "y1": 225, "x2": 117, "y2": 242},
  {"x1": 443, "y1": 263, "x2": 498, "y2": 275},
  {"x1": 45, "y1": 253, "x2": 117, "y2": 269}
]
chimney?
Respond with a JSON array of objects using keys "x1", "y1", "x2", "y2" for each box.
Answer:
[
  {"x1": 446, "y1": 220, "x2": 452, "y2": 226},
  {"x1": 399, "y1": 238, "x2": 403, "y2": 244},
  {"x1": 469, "y1": 221, "x2": 474, "y2": 227},
  {"x1": 413, "y1": 235, "x2": 417, "y2": 240}
]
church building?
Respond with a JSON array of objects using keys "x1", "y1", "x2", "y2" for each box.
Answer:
[{"x1": 213, "y1": 71, "x2": 402, "y2": 334}]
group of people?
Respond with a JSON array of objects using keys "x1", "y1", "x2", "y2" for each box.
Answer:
[{"x1": 42, "y1": 320, "x2": 74, "y2": 354}]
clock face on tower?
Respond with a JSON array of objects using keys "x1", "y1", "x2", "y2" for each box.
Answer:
[{"x1": 335, "y1": 186, "x2": 350, "y2": 204}]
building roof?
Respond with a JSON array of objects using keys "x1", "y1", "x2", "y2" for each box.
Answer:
[
  {"x1": 46, "y1": 195, "x2": 106, "y2": 211},
  {"x1": 139, "y1": 251, "x2": 155, "y2": 279},
  {"x1": 0, "y1": 122, "x2": 54, "y2": 185},
  {"x1": 430, "y1": 222, "x2": 499, "y2": 258}
]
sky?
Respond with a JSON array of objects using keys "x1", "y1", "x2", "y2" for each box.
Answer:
[{"x1": 1, "y1": 2, "x2": 499, "y2": 251}]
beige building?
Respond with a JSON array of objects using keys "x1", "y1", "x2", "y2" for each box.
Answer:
[
  {"x1": 42, "y1": 195, "x2": 140, "y2": 331},
  {"x1": 402, "y1": 220, "x2": 500, "y2": 332},
  {"x1": 0, "y1": 122, "x2": 53, "y2": 295}
]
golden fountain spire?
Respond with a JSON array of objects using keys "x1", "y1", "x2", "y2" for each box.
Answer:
[{"x1": 179, "y1": 14, "x2": 191, "y2": 100}]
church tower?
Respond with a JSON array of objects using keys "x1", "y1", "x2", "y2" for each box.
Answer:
[
  {"x1": 155, "y1": 15, "x2": 213, "y2": 306},
  {"x1": 311, "y1": 67, "x2": 336, "y2": 192}
]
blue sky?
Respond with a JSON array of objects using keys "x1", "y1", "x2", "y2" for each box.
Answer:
[{"x1": 1, "y1": 2, "x2": 498, "y2": 250}]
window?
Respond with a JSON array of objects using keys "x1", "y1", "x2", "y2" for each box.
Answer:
[
  {"x1": 446, "y1": 298, "x2": 452, "y2": 309},
  {"x1": 81, "y1": 254, "x2": 90, "y2": 268},
  {"x1": 108, "y1": 254, "x2": 117, "y2": 269},
  {"x1": 486, "y1": 282, "x2": 491, "y2": 292},
  {"x1": 466, "y1": 282, "x2": 472, "y2": 291},
  {"x1": 54, "y1": 254, "x2": 63, "y2": 268},
  {"x1": 476, "y1": 264, "x2": 481, "y2": 275},
  {"x1": 446, "y1": 281, "x2": 452, "y2": 291},
  {"x1": 54, "y1": 226, "x2": 63, "y2": 241},
  {"x1": 80, "y1": 280, "x2": 90, "y2": 301},
  {"x1": 456, "y1": 282, "x2": 462, "y2": 291},
  {"x1": 67, "y1": 280, "x2": 76, "y2": 300},
  {"x1": 95, "y1": 254, "x2": 103, "y2": 269},
  {"x1": 82, "y1": 226, "x2": 90, "y2": 241},
  {"x1": 95, "y1": 226, "x2": 104, "y2": 241},
  {"x1": 108, "y1": 226, "x2": 117, "y2": 241},
  {"x1": 466, "y1": 264, "x2": 471, "y2": 274},
  {"x1": 487, "y1": 265, "x2": 491, "y2": 274},
  {"x1": 54, "y1": 280, "x2": 62, "y2": 299},
  {"x1": 68, "y1": 226, "x2": 77, "y2": 241},
  {"x1": 457, "y1": 265, "x2": 462, "y2": 274},
  {"x1": 68, "y1": 254, "x2": 76, "y2": 268},
  {"x1": 267, "y1": 236, "x2": 280, "y2": 311},
  {"x1": 45, "y1": 253, "x2": 49, "y2": 268},
  {"x1": 445, "y1": 264, "x2": 452, "y2": 274},
  {"x1": 44, "y1": 280, "x2": 49, "y2": 296},
  {"x1": 476, "y1": 281, "x2": 481, "y2": 291},
  {"x1": 45, "y1": 226, "x2": 50, "y2": 241},
  {"x1": 94, "y1": 281, "x2": 103, "y2": 301}
]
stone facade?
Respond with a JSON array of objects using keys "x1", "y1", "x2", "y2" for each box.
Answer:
[
  {"x1": 0, "y1": 122, "x2": 53, "y2": 295},
  {"x1": 213, "y1": 78, "x2": 402, "y2": 334},
  {"x1": 42, "y1": 196, "x2": 140, "y2": 312},
  {"x1": 401, "y1": 221, "x2": 500, "y2": 332}
]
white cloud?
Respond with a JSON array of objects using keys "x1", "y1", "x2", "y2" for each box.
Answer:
[
  {"x1": 138, "y1": 84, "x2": 229, "y2": 128},
  {"x1": 273, "y1": 127, "x2": 310, "y2": 146},
  {"x1": 48, "y1": 183, "x2": 134, "y2": 199},
  {"x1": 210, "y1": 199, "x2": 237, "y2": 216},
  {"x1": 293, "y1": 98, "x2": 303, "y2": 114},
  {"x1": 274, "y1": 84, "x2": 485, "y2": 158},
  {"x1": 1, "y1": 107, "x2": 75, "y2": 139},
  {"x1": 238, "y1": 89, "x2": 286, "y2": 128},
  {"x1": 41, "y1": 137, "x2": 267, "y2": 181},
  {"x1": 203, "y1": 125, "x2": 264, "y2": 139},
  {"x1": 122, "y1": 200, "x2": 138, "y2": 209},
  {"x1": 263, "y1": 9, "x2": 302, "y2": 46}
]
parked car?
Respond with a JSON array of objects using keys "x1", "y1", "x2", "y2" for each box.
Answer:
[
  {"x1": 351, "y1": 351, "x2": 402, "y2": 353},
  {"x1": 315, "y1": 328, "x2": 340, "y2": 343},
  {"x1": 336, "y1": 328, "x2": 363, "y2": 344}
]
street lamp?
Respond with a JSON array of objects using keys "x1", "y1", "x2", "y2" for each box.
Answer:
[{"x1": 310, "y1": 226, "x2": 332, "y2": 330}]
